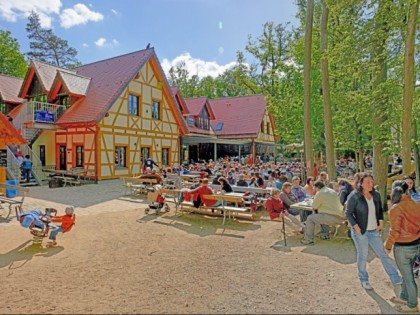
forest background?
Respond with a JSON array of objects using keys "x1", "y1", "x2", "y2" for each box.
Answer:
[{"x1": 1, "y1": 0, "x2": 419, "y2": 209}]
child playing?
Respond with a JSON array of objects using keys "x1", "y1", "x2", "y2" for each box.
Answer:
[{"x1": 47, "y1": 206, "x2": 76, "y2": 247}]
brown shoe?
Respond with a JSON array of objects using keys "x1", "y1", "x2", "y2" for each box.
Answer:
[
  {"x1": 390, "y1": 297, "x2": 407, "y2": 305},
  {"x1": 395, "y1": 305, "x2": 419, "y2": 313}
]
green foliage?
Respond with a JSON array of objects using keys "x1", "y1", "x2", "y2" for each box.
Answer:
[
  {"x1": 26, "y1": 11, "x2": 79, "y2": 68},
  {"x1": 0, "y1": 30, "x2": 27, "y2": 77}
]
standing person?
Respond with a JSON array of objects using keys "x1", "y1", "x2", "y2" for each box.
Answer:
[
  {"x1": 20, "y1": 155, "x2": 33, "y2": 183},
  {"x1": 385, "y1": 181, "x2": 420, "y2": 313},
  {"x1": 345, "y1": 173, "x2": 402, "y2": 290},
  {"x1": 16, "y1": 149, "x2": 24, "y2": 166},
  {"x1": 144, "y1": 157, "x2": 159, "y2": 171}
]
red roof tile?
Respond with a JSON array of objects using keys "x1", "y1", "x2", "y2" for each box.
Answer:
[
  {"x1": 0, "y1": 112, "x2": 27, "y2": 145},
  {"x1": 57, "y1": 49, "x2": 154, "y2": 124},
  {"x1": 184, "y1": 97, "x2": 208, "y2": 116},
  {"x1": 170, "y1": 86, "x2": 189, "y2": 114},
  {"x1": 209, "y1": 95, "x2": 267, "y2": 138},
  {"x1": 0, "y1": 74, "x2": 24, "y2": 104}
]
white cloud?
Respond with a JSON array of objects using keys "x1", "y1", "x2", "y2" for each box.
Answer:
[
  {"x1": 60, "y1": 3, "x2": 103, "y2": 28},
  {"x1": 94, "y1": 37, "x2": 119, "y2": 48},
  {"x1": 82, "y1": 43, "x2": 89, "y2": 47},
  {"x1": 0, "y1": 0, "x2": 61, "y2": 28},
  {"x1": 95, "y1": 37, "x2": 106, "y2": 47},
  {"x1": 111, "y1": 9, "x2": 118, "y2": 15},
  {"x1": 161, "y1": 52, "x2": 238, "y2": 79}
]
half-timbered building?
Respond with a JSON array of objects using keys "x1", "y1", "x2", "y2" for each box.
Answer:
[{"x1": 9, "y1": 48, "x2": 186, "y2": 181}]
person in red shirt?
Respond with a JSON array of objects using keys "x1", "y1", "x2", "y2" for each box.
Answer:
[
  {"x1": 47, "y1": 206, "x2": 76, "y2": 247},
  {"x1": 265, "y1": 189, "x2": 303, "y2": 232},
  {"x1": 189, "y1": 178, "x2": 222, "y2": 208}
]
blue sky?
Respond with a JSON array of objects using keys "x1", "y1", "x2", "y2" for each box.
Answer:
[{"x1": 0, "y1": 0, "x2": 298, "y2": 78}]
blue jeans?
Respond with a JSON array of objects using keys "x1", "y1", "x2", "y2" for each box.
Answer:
[
  {"x1": 49, "y1": 226, "x2": 64, "y2": 241},
  {"x1": 22, "y1": 169, "x2": 31, "y2": 183},
  {"x1": 394, "y1": 244, "x2": 420, "y2": 308},
  {"x1": 351, "y1": 229, "x2": 402, "y2": 284}
]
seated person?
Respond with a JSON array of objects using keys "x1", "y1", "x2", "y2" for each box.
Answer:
[
  {"x1": 218, "y1": 177, "x2": 233, "y2": 193},
  {"x1": 236, "y1": 174, "x2": 249, "y2": 187},
  {"x1": 265, "y1": 189, "x2": 303, "y2": 232},
  {"x1": 279, "y1": 182, "x2": 300, "y2": 216},
  {"x1": 48, "y1": 206, "x2": 76, "y2": 247},
  {"x1": 254, "y1": 173, "x2": 265, "y2": 187},
  {"x1": 212, "y1": 172, "x2": 222, "y2": 185},
  {"x1": 300, "y1": 181, "x2": 345, "y2": 246},
  {"x1": 188, "y1": 178, "x2": 222, "y2": 208},
  {"x1": 18, "y1": 210, "x2": 48, "y2": 235}
]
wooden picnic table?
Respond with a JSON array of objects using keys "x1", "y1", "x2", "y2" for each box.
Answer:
[
  {"x1": 43, "y1": 169, "x2": 83, "y2": 186},
  {"x1": 289, "y1": 199, "x2": 315, "y2": 212},
  {"x1": 0, "y1": 183, "x2": 29, "y2": 218},
  {"x1": 202, "y1": 193, "x2": 251, "y2": 225}
]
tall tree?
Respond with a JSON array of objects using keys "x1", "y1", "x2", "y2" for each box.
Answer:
[
  {"x1": 26, "y1": 11, "x2": 79, "y2": 67},
  {"x1": 0, "y1": 30, "x2": 27, "y2": 77},
  {"x1": 371, "y1": 0, "x2": 393, "y2": 209},
  {"x1": 320, "y1": 0, "x2": 336, "y2": 180},
  {"x1": 303, "y1": 0, "x2": 315, "y2": 177},
  {"x1": 401, "y1": 0, "x2": 419, "y2": 174}
]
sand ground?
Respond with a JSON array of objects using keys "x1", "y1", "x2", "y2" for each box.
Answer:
[{"x1": 0, "y1": 180, "x2": 413, "y2": 314}]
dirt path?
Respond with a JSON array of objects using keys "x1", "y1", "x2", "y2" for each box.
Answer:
[{"x1": 0, "y1": 181, "x2": 406, "y2": 314}]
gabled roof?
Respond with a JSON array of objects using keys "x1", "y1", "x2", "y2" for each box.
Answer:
[
  {"x1": 184, "y1": 97, "x2": 210, "y2": 116},
  {"x1": 0, "y1": 74, "x2": 24, "y2": 104},
  {"x1": 209, "y1": 94, "x2": 267, "y2": 138},
  {"x1": 0, "y1": 112, "x2": 27, "y2": 145},
  {"x1": 19, "y1": 60, "x2": 76, "y2": 97},
  {"x1": 170, "y1": 86, "x2": 189, "y2": 115},
  {"x1": 56, "y1": 49, "x2": 154, "y2": 124},
  {"x1": 56, "y1": 48, "x2": 187, "y2": 134},
  {"x1": 49, "y1": 70, "x2": 91, "y2": 98}
]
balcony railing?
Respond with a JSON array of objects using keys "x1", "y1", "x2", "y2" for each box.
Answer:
[{"x1": 26, "y1": 101, "x2": 67, "y2": 124}]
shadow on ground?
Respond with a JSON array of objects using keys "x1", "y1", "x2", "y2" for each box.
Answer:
[
  {"x1": 142, "y1": 213, "x2": 260, "y2": 238},
  {"x1": 0, "y1": 240, "x2": 64, "y2": 269},
  {"x1": 27, "y1": 180, "x2": 127, "y2": 208},
  {"x1": 271, "y1": 234, "x2": 384, "y2": 265}
]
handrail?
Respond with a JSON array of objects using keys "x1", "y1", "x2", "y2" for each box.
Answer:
[
  {"x1": 5, "y1": 146, "x2": 20, "y2": 182},
  {"x1": 20, "y1": 145, "x2": 42, "y2": 185},
  {"x1": 27, "y1": 101, "x2": 66, "y2": 123}
]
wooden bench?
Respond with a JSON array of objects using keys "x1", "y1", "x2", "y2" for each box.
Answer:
[
  {"x1": 121, "y1": 177, "x2": 159, "y2": 196},
  {"x1": 202, "y1": 194, "x2": 252, "y2": 224},
  {"x1": 0, "y1": 183, "x2": 30, "y2": 219}
]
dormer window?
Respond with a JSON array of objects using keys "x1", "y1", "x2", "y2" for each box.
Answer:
[{"x1": 59, "y1": 95, "x2": 70, "y2": 106}]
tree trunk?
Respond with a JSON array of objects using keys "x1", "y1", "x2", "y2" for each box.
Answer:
[
  {"x1": 320, "y1": 0, "x2": 336, "y2": 181},
  {"x1": 413, "y1": 119, "x2": 420, "y2": 187},
  {"x1": 401, "y1": 0, "x2": 419, "y2": 175},
  {"x1": 372, "y1": 0, "x2": 391, "y2": 210},
  {"x1": 304, "y1": 0, "x2": 315, "y2": 177}
]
